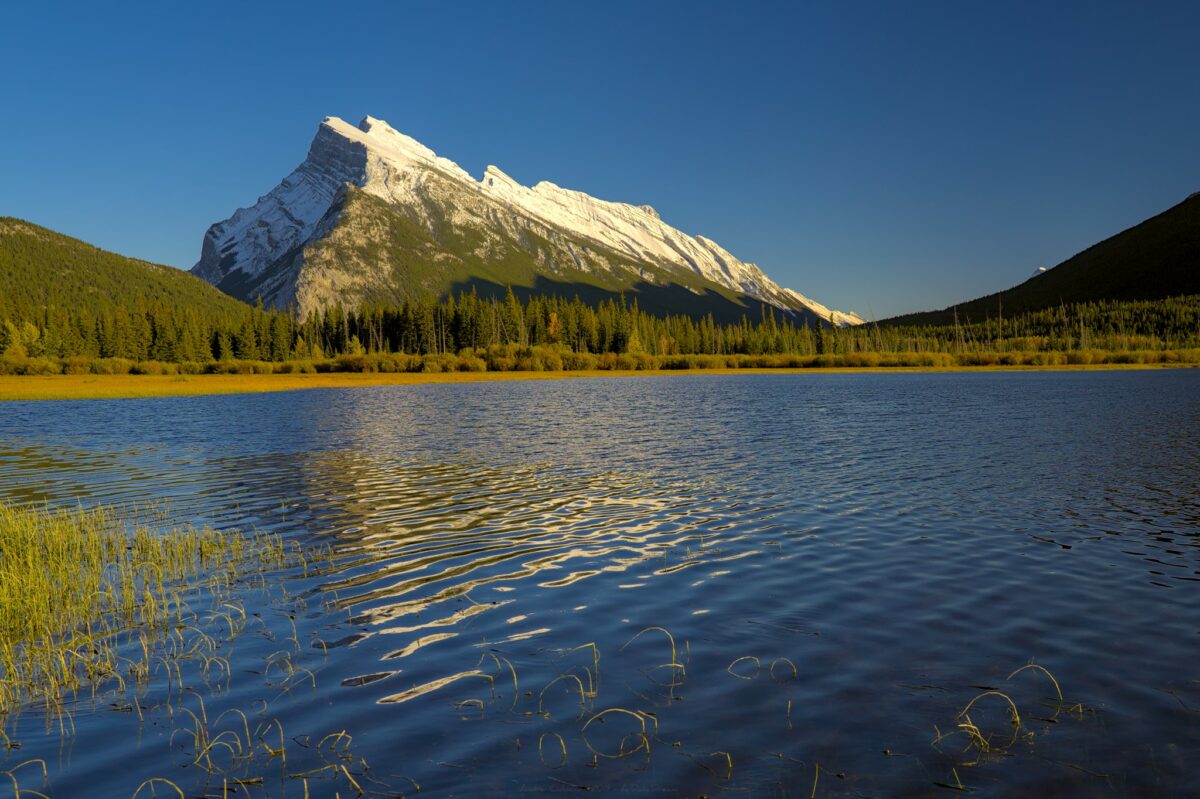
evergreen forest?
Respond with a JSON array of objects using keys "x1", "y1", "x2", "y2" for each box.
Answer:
[{"x1": 4, "y1": 216, "x2": 1199, "y2": 375}]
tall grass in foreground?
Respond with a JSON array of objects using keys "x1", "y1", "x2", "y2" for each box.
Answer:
[{"x1": 0, "y1": 502, "x2": 288, "y2": 730}]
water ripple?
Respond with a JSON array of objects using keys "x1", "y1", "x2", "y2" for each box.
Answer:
[{"x1": 1, "y1": 371, "x2": 1199, "y2": 796}]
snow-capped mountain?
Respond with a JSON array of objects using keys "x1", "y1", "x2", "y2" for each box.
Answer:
[{"x1": 193, "y1": 116, "x2": 862, "y2": 325}]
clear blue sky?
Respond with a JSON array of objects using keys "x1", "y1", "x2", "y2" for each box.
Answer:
[{"x1": 2, "y1": 1, "x2": 1197, "y2": 318}]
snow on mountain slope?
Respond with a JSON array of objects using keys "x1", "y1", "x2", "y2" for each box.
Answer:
[
  {"x1": 191, "y1": 121, "x2": 367, "y2": 285},
  {"x1": 193, "y1": 115, "x2": 862, "y2": 325}
]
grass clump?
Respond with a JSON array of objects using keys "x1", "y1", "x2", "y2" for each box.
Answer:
[
  {"x1": 0, "y1": 502, "x2": 288, "y2": 730},
  {"x1": 930, "y1": 661, "x2": 1077, "y2": 769}
]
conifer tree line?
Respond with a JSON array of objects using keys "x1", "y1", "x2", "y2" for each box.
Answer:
[{"x1": 3, "y1": 288, "x2": 1199, "y2": 365}]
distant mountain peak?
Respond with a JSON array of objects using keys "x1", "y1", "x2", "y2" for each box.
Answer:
[
  {"x1": 482, "y1": 164, "x2": 521, "y2": 190},
  {"x1": 193, "y1": 114, "x2": 861, "y2": 325}
]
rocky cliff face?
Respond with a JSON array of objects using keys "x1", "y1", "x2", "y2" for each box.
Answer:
[
  {"x1": 193, "y1": 116, "x2": 862, "y2": 325},
  {"x1": 193, "y1": 122, "x2": 367, "y2": 286}
]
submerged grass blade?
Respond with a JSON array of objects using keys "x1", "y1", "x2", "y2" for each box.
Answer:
[{"x1": 1008, "y1": 663, "x2": 1064, "y2": 705}]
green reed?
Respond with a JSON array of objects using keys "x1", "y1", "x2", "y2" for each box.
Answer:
[{"x1": 0, "y1": 501, "x2": 289, "y2": 731}]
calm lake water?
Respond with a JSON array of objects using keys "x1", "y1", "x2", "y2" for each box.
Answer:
[{"x1": 1, "y1": 371, "x2": 1199, "y2": 797}]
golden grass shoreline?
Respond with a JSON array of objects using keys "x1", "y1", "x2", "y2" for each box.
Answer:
[{"x1": 1, "y1": 362, "x2": 1194, "y2": 402}]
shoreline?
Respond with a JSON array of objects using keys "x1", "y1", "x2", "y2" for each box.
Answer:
[{"x1": 1, "y1": 362, "x2": 1193, "y2": 401}]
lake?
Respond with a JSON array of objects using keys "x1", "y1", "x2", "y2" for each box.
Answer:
[{"x1": 1, "y1": 370, "x2": 1198, "y2": 797}]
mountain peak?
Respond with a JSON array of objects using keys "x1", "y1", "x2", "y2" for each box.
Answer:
[
  {"x1": 482, "y1": 164, "x2": 520, "y2": 190},
  {"x1": 357, "y1": 115, "x2": 390, "y2": 133},
  {"x1": 321, "y1": 115, "x2": 440, "y2": 166}
]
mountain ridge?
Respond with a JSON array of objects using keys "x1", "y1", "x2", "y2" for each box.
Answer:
[
  {"x1": 192, "y1": 116, "x2": 863, "y2": 326},
  {"x1": 882, "y1": 192, "x2": 1200, "y2": 326}
]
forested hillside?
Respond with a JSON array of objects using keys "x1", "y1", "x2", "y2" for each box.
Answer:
[
  {"x1": 886, "y1": 193, "x2": 1200, "y2": 326},
  {"x1": 0, "y1": 218, "x2": 293, "y2": 361}
]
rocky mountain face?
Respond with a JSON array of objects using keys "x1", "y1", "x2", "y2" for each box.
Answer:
[{"x1": 193, "y1": 116, "x2": 862, "y2": 325}]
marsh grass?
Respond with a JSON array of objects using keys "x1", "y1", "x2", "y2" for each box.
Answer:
[
  {"x1": 5, "y1": 348, "x2": 1199, "y2": 401},
  {"x1": 581, "y1": 708, "x2": 654, "y2": 760},
  {"x1": 0, "y1": 758, "x2": 48, "y2": 798},
  {"x1": 0, "y1": 502, "x2": 291, "y2": 734},
  {"x1": 0, "y1": 502, "x2": 386, "y2": 798},
  {"x1": 622, "y1": 626, "x2": 686, "y2": 694},
  {"x1": 0, "y1": 502, "x2": 1095, "y2": 799},
  {"x1": 932, "y1": 662, "x2": 1075, "y2": 771}
]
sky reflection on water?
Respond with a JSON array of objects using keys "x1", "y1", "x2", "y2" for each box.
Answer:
[{"x1": 1, "y1": 371, "x2": 1198, "y2": 796}]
